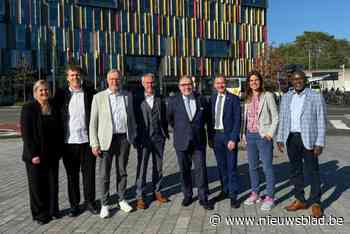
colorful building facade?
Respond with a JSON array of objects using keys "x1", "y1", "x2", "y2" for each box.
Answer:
[{"x1": 0, "y1": 0, "x2": 267, "y2": 91}]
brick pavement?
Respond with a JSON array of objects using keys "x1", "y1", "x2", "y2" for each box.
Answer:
[{"x1": 0, "y1": 136, "x2": 350, "y2": 234}]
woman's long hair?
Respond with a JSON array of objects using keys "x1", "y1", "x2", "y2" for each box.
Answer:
[{"x1": 245, "y1": 70, "x2": 264, "y2": 103}]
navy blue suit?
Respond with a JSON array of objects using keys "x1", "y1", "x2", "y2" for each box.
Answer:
[
  {"x1": 209, "y1": 92, "x2": 241, "y2": 198},
  {"x1": 167, "y1": 93, "x2": 211, "y2": 202}
]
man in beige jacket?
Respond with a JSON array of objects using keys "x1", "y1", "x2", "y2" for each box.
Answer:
[{"x1": 89, "y1": 69, "x2": 137, "y2": 218}]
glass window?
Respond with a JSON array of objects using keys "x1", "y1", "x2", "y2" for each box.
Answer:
[
  {"x1": 0, "y1": 1, "x2": 5, "y2": 22},
  {"x1": 124, "y1": 56, "x2": 160, "y2": 76},
  {"x1": 16, "y1": 25, "x2": 26, "y2": 49},
  {"x1": 86, "y1": 7, "x2": 93, "y2": 30},
  {"x1": 204, "y1": 40, "x2": 231, "y2": 58},
  {"x1": 0, "y1": 23, "x2": 6, "y2": 48},
  {"x1": 49, "y1": 4, "x2": 59, "y2": 26}
]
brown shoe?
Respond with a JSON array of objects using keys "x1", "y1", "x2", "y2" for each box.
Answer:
[
  {"x1": 154, "y1": 192, "x2": 169, "y2": 204},
  {"x1": 284, "y1": 200, "x2": 307, "y2": 211},
  {"x1": 136, "y1": 199, "x2": 147, "y2": 209},
  {"x1": 311, "y1": 204, "x2": 322, "y2": 218}
]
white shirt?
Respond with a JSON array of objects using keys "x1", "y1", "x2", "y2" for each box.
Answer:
[
  {"x1": 145, "y1": 93, "x2": 154, "y2": 109},
  {"x1": 108, "y1": 89, "x2": 128, "y2": 134},
  {"x1": 182, "y1": 95, "x2": 196, "y2": 121},
  {"x1": 66, "y1": 88, "x2": 88, "y2": 144},
  {"x1": 214, "y1": 93, "x2": 226, "y2": 130},
  {"x1": 290, "y1": 90, "x2": 306, "y2": 132}
]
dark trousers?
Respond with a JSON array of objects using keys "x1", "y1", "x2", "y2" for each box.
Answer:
[
  {"x1": 213, "y1": 132, "x2": 240, "y2": 198},
  {"x1": 136, "y1": 139, "x2": 165, "y2": 199},
  {"x1": 175, "y1": 143, "x2": 209, "y2": 202},
  {"x1": 286, "y1": 133, "x2": 321, "y2": 205},
  {"x1": 63, "y1": 143, "x2": 96, "y2": 208},
  {"x1": 99, "y1": 134, "x2": 131, "y2": 205},
  {"x1": 25, "y1": 160, "x2": 59, "y2": 221}
]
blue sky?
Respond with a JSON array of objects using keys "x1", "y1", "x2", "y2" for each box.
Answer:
[{"x1": 268, "y1": 0, "x2": 350, "y2": 45}]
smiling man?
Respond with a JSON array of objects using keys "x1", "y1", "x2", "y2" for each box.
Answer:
[
  {"x1": 276, "y1": 70, "x2": 327, "y2": 218},
  {"x1": 55, "y1": 65, "x2": 98, "y2": 217},
  {"x1": 167, "y1": 75, "x2": 213, "y2": 210}
]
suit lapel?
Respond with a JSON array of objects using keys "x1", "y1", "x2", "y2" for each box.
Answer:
[
  {"x1": 300, "y1": 89, "x2": 310, "y2": 116},
  {"x1": 257, "y1": 93, "x2": 266, "y2": 119},
  {"x1": 104, "y1": 90, "x2": 113, "y2": 123},
  {"x1": 179, "y1": 95, "x2": 191, "y2": 122},
  {"x1": 222, "y1": 93, "x2": 230, "y2": 118}
]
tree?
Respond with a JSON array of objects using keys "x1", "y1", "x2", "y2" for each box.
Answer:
[{"x1": 274, "y1": 31, "x2": 350, "y2": 70}]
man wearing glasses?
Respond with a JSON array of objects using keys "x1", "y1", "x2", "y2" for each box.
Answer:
[{"x1": 167, "y1": 75, "x2": 213, "y2": 210}]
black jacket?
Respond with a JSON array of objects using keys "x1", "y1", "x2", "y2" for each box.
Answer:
[
  {"x1": 133, "y1": 92, "x2": 169, "y2": 145},
  {"x1": 20, "y1": 100, "x2": 63, "y2": 163},
  {"x1": 54, "y1": 84, "x2": 96, "y2": 142}
]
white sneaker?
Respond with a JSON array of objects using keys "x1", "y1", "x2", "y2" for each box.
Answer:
[
  {"x1": 100, "y1": 205, "x2": 109, "y2": 218},
  {"x1": 119, "y1": 200, "x2": 132, "y2": 213}
]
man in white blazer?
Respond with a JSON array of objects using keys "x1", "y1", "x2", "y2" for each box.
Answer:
[{"x1": 89, "y1": 69, "x2": 137, "y2": 218}]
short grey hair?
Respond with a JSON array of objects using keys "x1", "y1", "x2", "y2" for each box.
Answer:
[
  {"x1": 107, "y1": 69, "x2": 121, "y2": 79},
  {"x1": 179, "y1": 75, "x2": 192, "y2": 84},
  {"x1": 141, "y1": 73, "x2": 155, "y2": 82},
  {"x1": 33, "y1": 79, "x2": 50, "y2": 99}
]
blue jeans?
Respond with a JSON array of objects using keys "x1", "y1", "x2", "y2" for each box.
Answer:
[{"x1": 246, "y1": 132, "x2": 275, "y2": 198}]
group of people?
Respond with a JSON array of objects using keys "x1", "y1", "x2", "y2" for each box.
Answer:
[{"x1": 21, "y1": 65, "x2": 327, "y2": 225}]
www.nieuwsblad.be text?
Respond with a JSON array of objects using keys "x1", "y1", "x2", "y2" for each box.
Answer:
[{"x1": 209, "y1": 214, "x2": 344, "y2": 227}]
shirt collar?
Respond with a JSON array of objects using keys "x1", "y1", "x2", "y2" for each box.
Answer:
[
  {"x1": 145, "y1": 93, "x2": 154, "y2": 98},
  {"x1": 69, "y1": 87, "x2": 83, "y2": 93},
  {"x1": 217, "y1": 92, "x2": 226, "y2": 97},
  {"x1": 182, "y1": 94, "x2": 194, "y2": 100},
  {"x1": 292, "y1": 88, "x2": 307, "y2": 96},
  {"x1": 107, "y1": 88, "x2": 121, "y2": 96}
]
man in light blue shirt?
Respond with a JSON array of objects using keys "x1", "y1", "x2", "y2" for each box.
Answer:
[{"x1": 277, "y1": 70, "x2": 327, "y2": 218}]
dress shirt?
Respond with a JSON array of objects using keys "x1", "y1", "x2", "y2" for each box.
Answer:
[
  {"x1": 214, "y1": 93, "x2": 226, "y2": 130},
  {"x1": 66, "y1": 88, "x2": 88, "y2": 144},
  {"x1": 182, "y1": 94, "x2": 196, "y2": 121},
  {"x1": 108, "y1": 89, "x2": 128, "y2": 134},
  {"x1": 290, "y1": 89, "x2": 306, "y2": 132},
  {"x1": 145, "y1": 93, "x2": 154, "y2": 109}
]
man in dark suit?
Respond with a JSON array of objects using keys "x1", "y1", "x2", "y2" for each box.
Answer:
[
  {"x1": 54, "y1": 65, "x2": 98, "y2": 216},
  {"x1": 134, "y1": 73, "x2": 169, "y2": 209},
  {"x1": 167, "y1": 75, "x2": 213, "y2": 210},
  {"x1": 209, "y1": 76, "x2": 241, "y2": 208}
]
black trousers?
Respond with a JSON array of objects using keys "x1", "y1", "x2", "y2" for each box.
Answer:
[
  {"x1": 25, "y1": 159, "x2": 59, "y2": 221},
  {"x1": 135, "y1": 139, "x2": 165, "y2": 199},
  {"x1": 286, "y1": 133, "x2": 321, "y2": 205},
  {"x1": 175, "y1": 143, "x2": 209, "y2": 202},
  {"x1": 63, "y1": 143, "x2": 96, "y2": 208}
]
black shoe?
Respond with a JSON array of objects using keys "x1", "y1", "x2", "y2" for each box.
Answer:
[
  {"x1": 51, "y1": 211, "x2": 62, "y2": 220},
  {"x1": 181, "y1": 197, "x2": 193, "y2": 207},
  {"x1": 199, "y1": 200, "x2": 214, "y2": 210},
  {"x1": 214, "y1": 192, "x2": 228, "y2": 202},
  {"x1": 230, "y1": 197, "x2": 240, "y2": 209},
  {"x1": 68, "y1": 206, "x2": 80, "y2": 217},
  {"x1": 34, "y1": 217, "x2": 51, "y2": 225},
  {"x1": 86, "y1": 202, "x2": 99, "y2": 215}
]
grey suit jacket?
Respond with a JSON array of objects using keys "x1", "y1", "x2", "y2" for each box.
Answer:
[
  {"x1": 243, "y1": 91, "x2": 279, "y2": 138},
  {"x1": 89, "y1": 89, "x2": 137, "y2": 151}
]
